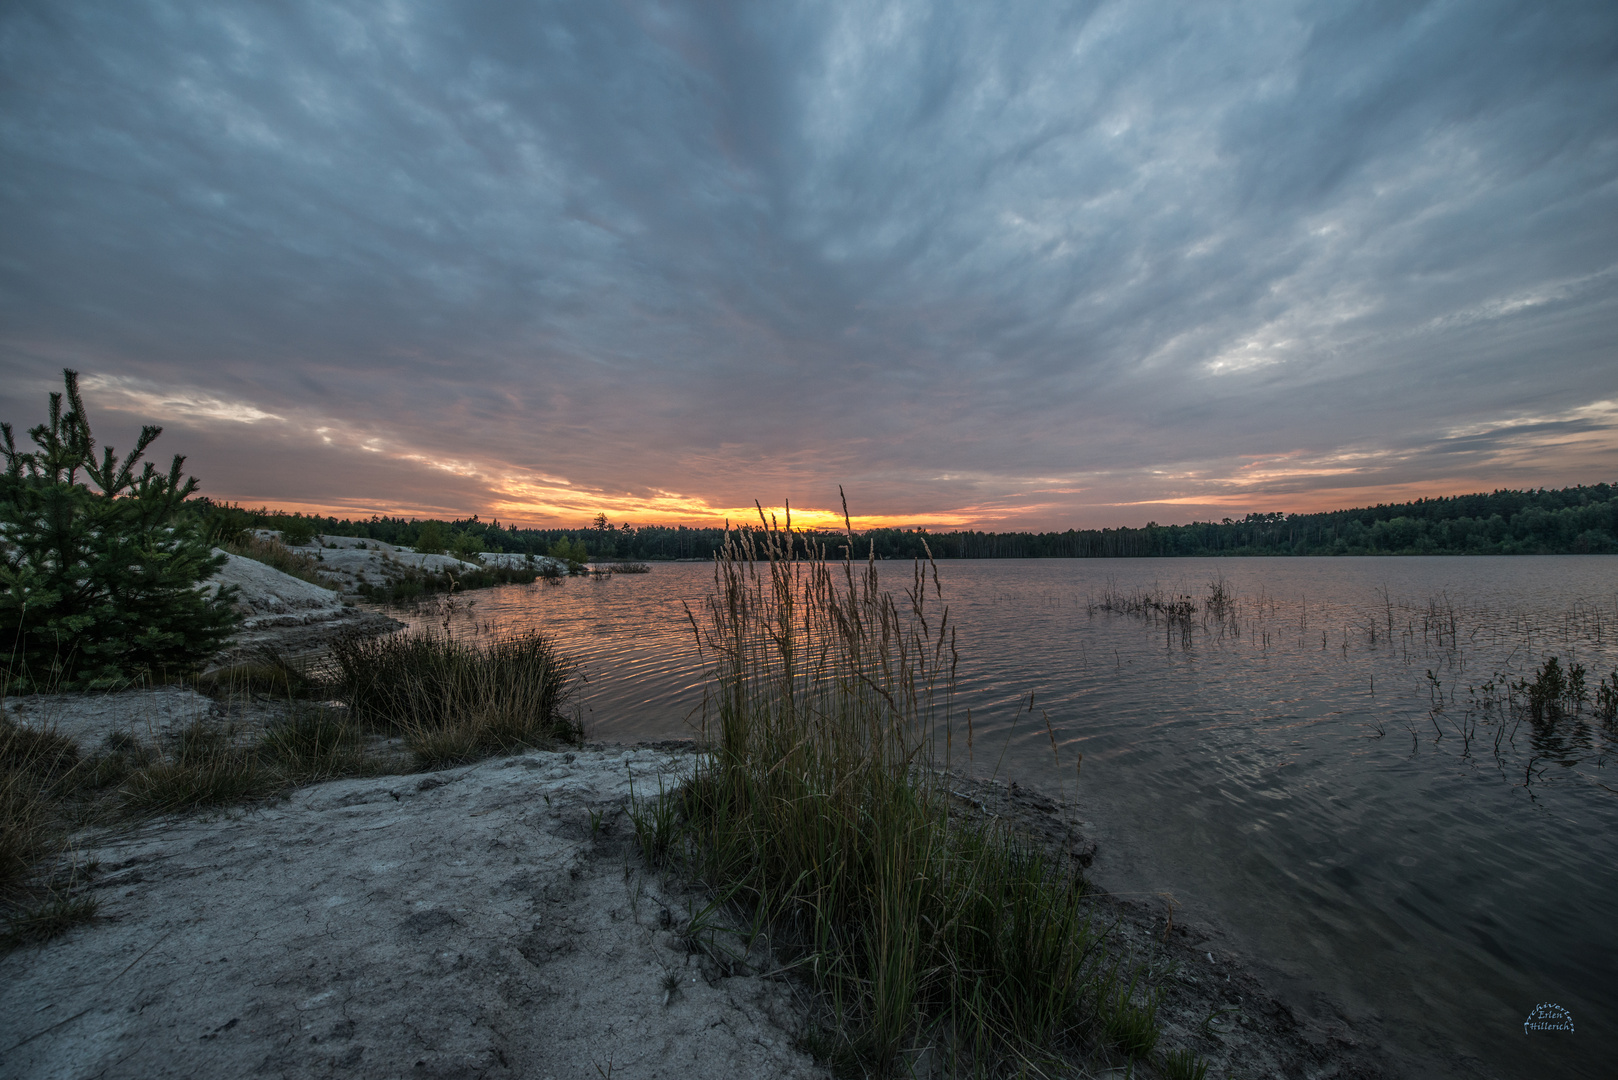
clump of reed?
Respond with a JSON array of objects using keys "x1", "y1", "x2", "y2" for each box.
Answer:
[
  {"x1": 329, "y1": 628, "x2": 580, "y2": 769},
  {"x1": 1597, "y1": 668, "x2": 1618, "y2": 724},
  {"x1": 633, "y1": 507, "x2": 1159, "y2": 1075}
]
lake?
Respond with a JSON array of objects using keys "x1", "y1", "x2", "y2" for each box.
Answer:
[{"x1": 390, "y1": 555, "x2": 1617, "y2": 1078}]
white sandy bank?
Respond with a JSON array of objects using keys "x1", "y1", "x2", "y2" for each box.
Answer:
[{"x1": 0, "y1": 747, "x2": 825, "y2": 1080}]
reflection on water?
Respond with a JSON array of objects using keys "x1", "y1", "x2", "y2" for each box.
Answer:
[{"x1": 384, "y1": 555, "x2": 1617, "y2": 1079}]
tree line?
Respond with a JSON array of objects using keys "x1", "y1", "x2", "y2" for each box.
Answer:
[{"x1": 190, "y1": 483, "x2": 1618, "y2": 562}]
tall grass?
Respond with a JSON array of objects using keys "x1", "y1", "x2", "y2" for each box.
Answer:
[
  {"x1": 634, "y1": 509, "x2": 1147, "y2": 1075},
  {"x1": 0, "y1": 719, "x2": 76, "y2": 895},
  {"x1": 330, "y1": 628, "x2": 580, "y2": 768},
  {"x1": 0, "y1": 717, "x2": 101, "y2": 945}
]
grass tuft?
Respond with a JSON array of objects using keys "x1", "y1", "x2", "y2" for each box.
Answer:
[
  {"x1": 331, "y1": 628, "x2": 580, "y2": 768},
  {"x1": 0, "y1": 719, "x2": 79, "y2": 894},
  {"x1": 0, "y1": 768, "x2": 54, "y2": 893},
  {"x1": 1, "y1": 720, "x2": 80, "y2": 778},
  {"x1": 260, "y1": 706, "x2": 367, "y2": 780},
  {"x1": 197, "y1": 646, "x2": 321, "y2": 699},
  {"x1": 1159, "y1": 1046, "x2": 1212, "y2": 1080},
  {"x1": 3, "y1": 888, "x2": 99, "y2": 946},
  {"x1": 1098, "y1": 966, "x2": 1160, "y2": 1059},
  {"x1": 120, "y1": 722, "x2": 277, "y2": 811}
]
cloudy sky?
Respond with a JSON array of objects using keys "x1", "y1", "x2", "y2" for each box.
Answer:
[{"x1": 2, "y1": 1, "x2": 1614, "y2": 530}]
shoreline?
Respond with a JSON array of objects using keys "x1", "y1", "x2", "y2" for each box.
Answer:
[
  {"x1": 945, "y1": 772, "x2": 1406, "y2": 1080},
  {"x1": 0, "y1": 663, "x2": 1417, "y2": 1080},
  {"x1": 2, "y1": 558, "x2": 1411, "y2": 1076},
  {"x1": 0, "y1": 709, "x2": 1404, "y2": 1079}
]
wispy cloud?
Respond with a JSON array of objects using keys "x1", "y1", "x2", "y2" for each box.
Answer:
[{"x1": 80, "y1": 376, "x2": 284, "y2": 426}]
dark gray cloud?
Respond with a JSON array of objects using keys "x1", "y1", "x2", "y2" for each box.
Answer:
[{"x1": 2, "y1": 0, "x2": 1614, "y2": 527}]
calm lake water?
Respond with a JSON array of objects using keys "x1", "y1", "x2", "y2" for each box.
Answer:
[{"x1": 390, "y1": 556, "x2": 1617, "y2": 1078}]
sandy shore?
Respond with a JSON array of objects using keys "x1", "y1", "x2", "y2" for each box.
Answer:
[{"x1": 0, "y1": 746, "x2": 825, "y2": 1080}]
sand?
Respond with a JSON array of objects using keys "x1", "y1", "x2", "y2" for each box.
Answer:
[{"x1": 0, "y1": 747, "x2": 827, "y2": 1080}]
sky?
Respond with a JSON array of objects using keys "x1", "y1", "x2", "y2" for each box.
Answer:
[{"x1": 2, "y1": 1, "x2": 1615, "y2": 532}]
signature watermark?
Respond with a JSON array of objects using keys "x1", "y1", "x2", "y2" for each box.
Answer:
[{"x1": 1523, "y1": 1003, "x2": 1574, "y2": 1034}]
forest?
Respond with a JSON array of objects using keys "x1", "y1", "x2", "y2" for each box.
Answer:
[{"x1": 186, "y1": 483, "x2": 1618, "y2": 561}]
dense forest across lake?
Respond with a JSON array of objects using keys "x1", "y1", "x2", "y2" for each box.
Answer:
[{"x1": 191, "y1": 482, "x2": 1618, "y2": 560}]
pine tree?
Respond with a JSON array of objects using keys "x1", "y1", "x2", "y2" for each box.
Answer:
[{"x1": 1, "y1": 370, "x2": 239, "y2": 690}]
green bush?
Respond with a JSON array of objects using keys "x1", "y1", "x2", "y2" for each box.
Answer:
[
  {"x1": 414, "y1": 520, "x2": 449, "y2": 555},
  {"x1": 276, "y1": 515, "x2": 316, "y2": 547},
  {"x1": 1, "y1": 370, "x2": 239, "y2": 691},
  {"x1": 546, "y1": 537, "x2": 589, "y2": 572},
  {"x1": 447, "y1": 530, "x2": 484, "y2": 560}
]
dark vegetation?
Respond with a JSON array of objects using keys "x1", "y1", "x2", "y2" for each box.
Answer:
[
  {"x1": 2, "y1": 370, "x2": 238, "y2": 693},
  {"x1": 630, "y1": 518, "x2": 1205, "y2": 1077},
  {"x1": 1490, "y1": 656, "x2": 1618, "y2": 729},
  {"x1": 188, "y1": 483, "x2": 1617, "y2": 565},
  {"x1": 349, "y1": 561, "x2": 553, "y2": 605},
  {"x1": 859, "y1": 484, "x2": 1618, "y2": 557}
]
